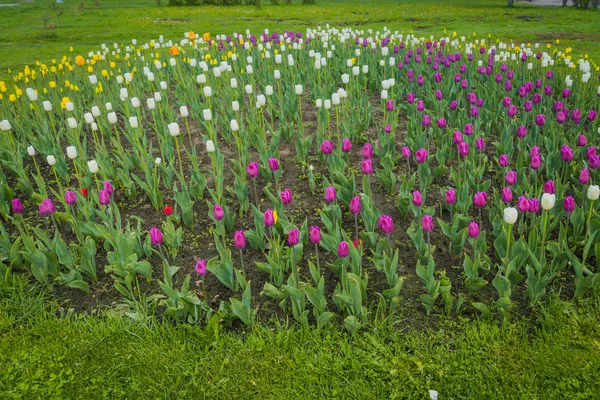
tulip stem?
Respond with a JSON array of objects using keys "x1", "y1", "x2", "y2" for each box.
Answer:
[
  {"x1": 239, "y1": 248, "x2": 246, "y2": 279},
  {"x1": 505, "y1": 223, "x2": 511, "y2": 276},
  {"x1": 253, "y1": 178, "x2": 259, "y2": 209},
  {"x1": 354, "y1": 214, "x2": 360, "y2": 250},
  {"x1": 539, "y1": 210, "x2": 548, "y2": 271},
  {"x1": 314, "y1": 243, "x2": 320, "y2": 274},
  {"x1": 582, "y1": 199, "x2": 595, "y2": 269},
  {"x1": 175, "y1": 136, "x2": 184, "y2": 178},
  {"x1": 292, "y1": 246, "x2": 299, "y2": 284}
]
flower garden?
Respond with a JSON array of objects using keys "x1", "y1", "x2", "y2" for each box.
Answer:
[{"x1": 1, "y1": 26, "x2": 599, "y2": 335}]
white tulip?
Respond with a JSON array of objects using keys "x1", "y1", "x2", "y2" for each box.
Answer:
[
  {"x1": 124, "y1": 72, "x2": 132, "y2": 82},
  {"x1": 26, "y1": 88, "x2": 38, "y2": 101},
  {"x1": 503, "y1": 207, "x2": 518, "y2": 225},
  {"x1": 197, "y1": 74, "x2": 206, "y2": 84},
  {"x1": 245, "y1": 84, "x2": 253, "y2": 95},
  {"x1": 230, "y1": 120, "x2": 239, "y2": 132},
  {"x1": 129, "y1": 116, "x2": 139, "y2": 128},
  {"x1": 66, "y1": 146, "x2": 77, "y2": 160},
  {"x1": 332, "y1": 93, "x2": 340, "y2": 105},
  {"x1": 154, "y1": 92, "x2": 162, "y2": 102},
  {"x1": 295, "y1": 84, "x2": 303, "y2": 95},
  {"x1": 67, "y1": 118, "x2": 77, "y2": 129},
  {"x1": 588, "y1": 185, "x2": 600, "y2": 201},
  {"x1": 257, "y1": 95, "x2": 266, "y2": 107},
  {"x1": 120, "y1": 88, "x2": 128, "y2": 100},
  {"x1": 203, "y1": 109, "x2": 212, "y2": 121},
  {"x1": 275, "y1": 54, "x2": 282, "y2": 64},
  {"x1": 169, "y1": 58, "x2": 176, "y2": 67},
  {"x1": 147, "y1": 72, "x2": 155, "y2": 82},
  {"x1": 206, "y1": 140, "x2": 215, "y2": 153},
  {"x1": 91, "y1": 123, "x2": 98, "y2": 131},
  {"x1": 381, "y1": 90, "x2": 388, "y2": 100},
  {"x1": 213, "y1": 67, "x2": 221, "y2": 78},
  {"x1": 88, "y1": 160, "x2": 99, "y2": 174},
  {"x1": 180, "y1": 106, "x2": 189, "y2": 117},
  {"x1": 66, "y1": 102, "x2": 74, "y2": 111},
  {"x1": 316, "y1": 99, "x2": 322, "y2": 108},
  {"x1": 107, "y1": 112, "x2": 118, "y2": 124},
  {"x1": 541, "y1": 193, "x2": 555, "y2": 210},
  {"x1": 265, "y1": 85, "x2": 273, "y2": 96},
  {"x1": 0, "y1": 120, "x2": 12, "y2": 131},
  {"x1": 168, "y1": 122, "x2": 180, "y2": 136},
  {"x1": 155, "y1": 60, "x2": 162, "y2": 69},
  {"x1": 309, "y1": 165, "x2": 314, "y2": 171},
  {"x1": 91, "y1": 106, "x2": 101, "y2": 117},
  {"x1": 274, "y1": 70, "x2": 281, "y2": 80},
  {"x1": 27, "y1": 145, "x2": 36, "y2": 156},
  {"x1": 147, "y1": 98, "x2": 156, "y2": 109},
  {"x1": 230, "y1": 78, "x2": 238, "y2": 88},
  {"x1": 43, "y1": 101, "x2": 52, "y2": 112},
  {"x1": 88, "y1": 75, "x2": 98, "y2": 84},
  {"x1": 47, "y1": 155, "x2": 56, "y2": 166},
  {"x1": 287, "y1": 54, "x2": 294, "y2": 66},
  {"x1": 131, "y1": 97, "x2": 140, "y2": 108},
  {"x1": 105, "y1": 102, "x2": 112, "y2": 111},
  {"x1": 341, "y1": 74, "x2": 349, "y2": 84},
  {"x1": 116, "y1": 75, "x2": 124, "y2": 84},
  {"x1": 314, "y1": 59, "x2": 321, "y2": 70},
  {"x1": 324, "y1": 99, "x2": 331, "y2": 110},
  {"x1": 83, "y1": 113, "x2": 93, "y2": 125},
  {"x1": 362, "y1": 65, "x2": 369, "y2": 74},
  {"x1": 154, "y1": 157, "x2": 162, "y2": 165},
  {"x1": 203, "y1": 86, "x2": 213, "y2": 97},
  {"x1": 247, "y1": 65, "x2": 254, "y2": 75},
  {"x1": 232, "y1": 101, "x2": 240, "y2": 111},
  {"x1": 352, "y1": 66, "x2": 360, "y2": 76}
]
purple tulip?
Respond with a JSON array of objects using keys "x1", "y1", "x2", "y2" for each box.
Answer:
[
  {"x1": 401, "y1": 146, "x2": 411, "y2": 159},
  {"x1": 577, "y1": 135, "x2": 587, "y2": 147},
  {"x1": 517, "y1": 125, "x2": 527, "y2": 138},
  {"x1": 561, "y1": 145, "x2": 573, "y2": 162},
  {"x1": 12, "y1": 198, "x2": 24, "y2": 214},
  {"x1": 473, "y1": 192, "x2": 487, "y2": 208},
  {"x1": 529, "y1": 198, "x2": 540, "y2": 213},
  {"x1": 506, "y1": 171, "x2": 517, "y2": 185},
  {"x1": 564, "y1": 196, "x2": 575, "y2": 212},
  {"x1": 458, "y1": 142, "x2": 469, "y2": 157},
  {"x1": 213, "y1": 204, "x2": 224, "y2": 220},
  {"x1": 39, "y1": 198, "x2": 56, "y2": 215},
  {"x1": 362, "y1": 143, "x2": 373, "y2": 159},
  {"x1": 309, "y1": 225, "x2": 321, "y2": 244},
  {"x1": 590, "y1": 155, "x2": 600, "y2": 170},
  {"x1": 234, "y1": 230, "x2": 246, "y2": 249},
  {"x1": 268, "y1": 158, "x2": 279, "y2": 171},
  {"x1": 475, "y1": 138, "x2": 485, "y2": 151},
  {"x1": 464, "y1": 123, "x2": 473, "y2": 136},
  {"x1": 378, "y1": 215, "x2": 394, "y2": 234},
  {"x1": 588, "y1": 147, "x2": 597, "y2": 160},
  {"x1": 384, "y1": 124, "x2": 392, "y2": 133},
  {"x1": 422, "y1": 215, "x2": 434, "y2": 232},
  {"x1": 501, "y1": 187, "x2": 513, "y2": 203},
  {"x1": 417, "y1": 100, "x2": 425, "y2": 112},
  {"x1": 453, "y1": 131, "x2": 463, "y2": 145},
  {"x1": 407, "y1": 92, "x2": 416, "y2": 104},
  {"x1": 422, "y1": 114, "x2": 431, "y2": 127},
  {"x1": 321, "y1": 140, "x2": 334, "y2": 155},
  {"x1": 386, "y1": 100, "x2": 394, "y2": 112},
  {"x1": 103, "y1": 181, "x2": 114, "y2": 195},
  {"x1": 531, "y1": 146, "x2": 540, "y2": 157},
  {"x1": 99, "y1": 190, "x2": 110, "y2": 206},
  {"x1": 280, "y1": 189, "x2": 292, "y2": 205},
  {"x1": 325, "y1": 186, "x2": 337, "y2": 203},
  {"x1": 587, "y1": 110, "x2": 597, "y2": 122},
  {"x1": 468, "y1": 221, "x2": 480, "y2": 238},
  {"x1": 499, "y1": 154, "x2": 509, "y2": 167},
  {"x1": 544, "y1": 180, "x2": 556, "y2": 194},
  {"x1": 361, "y1": 159, "x2": 373, "y2": 175},
  {"x1": 562, "y1": 89, "x2": 571, "y2": 99},
  {"x1": 535, "y1": 114, "x2": 546, "y2": 126},
  {"x1": 517, "y1": 196, "x2": 530, "y2": 213},
  {"x1": 264, "y1": 209, "x2": 275, "y2": 227},
  {"x1": 450, "y1": 100, "x2": 458, "y2": 110},
  {"x1": 530, "y1": 155, "x2": 541, "y2": 170},
  {"x1": 195, "y1": 259, "x2": 207, "y2": 275},
  {"x1": 350, "y1": 196, "x2": 361, "y2": 214},
  {"x1": 288, "y1": 229, "x2": 300, "y2": 246},
  {"x1": 437, "y1": 118, "x2": 447, "y2": 129},
  {"x1": 342, "y1": 138, "x2": 352, "y2": 153},
  {"x1": 415, "y1": 148, "x2": 428, "y2": 164},
  {"x1": 446, "y1": 188, "x2": 456, "y2": 204},
  {"x1": 412, "y1": 191, "x2": 423, "y2": 207},
  {"x1": 338, "y1": 241, "x2": 349, "y2": 258},
  {"x1": 65, "y1": 190, "x2": 77, "y2": 205},
  {"x1": 247, "y1": 162, "x2": 259, "y2": 178},
  {"x1": 579, "y1": 169, "x2": 590, "y2": 185},
  {"x1": 149, "y1": 227, "x2": 163, "y2": 246}
]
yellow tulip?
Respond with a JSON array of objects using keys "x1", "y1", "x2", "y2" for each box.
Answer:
[
  {"x1": 9, "y1": 94, "x2": 16, "y2": 102},
  {"x1": 75, "y1": 55, "x2": 85, "y2": 66},
  {"x1": 203, "y1": 32, "x2": 210, "y2": 42}
]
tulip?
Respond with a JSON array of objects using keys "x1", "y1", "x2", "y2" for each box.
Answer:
[
  {"x1": 543, "y1": 180, "x2": 556, "y2": 194},
  {"x1": 401, "y1": 146, "x2": 411, "y2": 159},
  {"x1": 65, "y1": 190, "x2": 77, "y2": 206},
  {"x1": 337, "y1": 241, "x2": 349, "y2": 258},
  {"x1": 415, "y1": 148, "x2": 428, "y2": 163},
  {"x1": 468, "y1": 221, "x2": 480, "y2": 238},
  {"x1": 12, "y1": 198, "x2": 24, "y2": 214},
  {"x1": 325, "y1": 186, "x2": 337, "y2": 203},
  {"x1": 99, "y1": 190, "x2": 110, "y2": 206},
  {"x1": 309, "y1": 226, "x2": 321, "y2": 244},
  {"x1": 579, "y1": 169, "x2": 590, "y2": 185},
  {"x1": 499, "y1": 154, "x2": 509, "y2": 167},
  {"x1": 564, "y1": 196, "x2": 575, "y2": 212},
  {"x1": 342, "y1": 138, "x2": 352, "y2": 153},
  {"x1": 163, "y1": 205, "x2": 173, "y2": 216},
  {"x1": 39, "y1": 198, "x2": 56, "y2": 215},
  {"x1": 66, "y1": 146, "x2": 77, "y2": 160},
  {"x1": 88, "y1": 160, "x2": 99, "y2": 174},
  {"x1": 213, "y1": 205, "x2": 224, "y2": 220},
  {"x1": 560, "y1": 145, "x2": 573, "y2": 162},
  {"x1": 234, "y1": 230, "x2": 246, "y2": 249},
  {"x1": 445, "y1": 188, "x2": 456, "y2": 205},
  {"x1": 530, "y1": 155, "x2": 541, "y2": 170},
  {"x1": 475, "y1": 138, "x2": 485, "y2": 151},
  {"x1": 81, "y1": 188, "x2": 89, "y2": 197},
  {"x1": 422, "y1": 215, "x2": 434, "y2": 232},
  {"x1": 195, "y1": 259, "x2": 207, "y2": 276},
  {"x1": 378, "y1": 215, "x2": 394, "y2": 234},
  {"x1": 27, "y1": 146, "x2": 36, "y2": 156},
  {"x1": 588, "y1": 185, "x2": 600, "y2": 201},
  {"x1": 517, "y1": 196, "x2": 530, "y2": 213},
  {"x1": 458, "y1": 142, "x2": 469, "y2": 157},
  {"x1": 268, "y1": 158, "x2": 279, "y2": 171},
  {"x1": 264, "y1": 209, "x2": 275, "y2": 227},
  {"x1": 350, "y1": 196, "x2": 361, "y2": 214},
  {"x1": 473, "y1": 192, "x2": 487, "y2": 207},
  {"x1": 362, "y1": 143, "x2": 373, "y2": 159},
  {"x1": 103, "y1": 181, "x2": 114, "y2": 195},
  {"x1": 288, "y1": 229, "x2": 299, "y2": 246},
  {"x1": 247, "y1": 162, "x2": 259, "y2": 178},
  {"x1": 412, "y1": 191, "x2": 423, "y2": 207},
  {"x1": 506, "y1": 171, "x2": 517, "y2": 185},
  {"x1": 129, "y1": 116, "x2": 139, "y2": 128},
  {"x1": 47, "y1": 155, "x2": 56, "y2": 166},
  {"x1": 321, "y1": 140, "x2": 334, "y2": 155},
  {"x1": 149, "y1": 227, "x2": 163, "y2": 246},
  {"x1": 280, "y1": 189, "x2": 292, "y2": 205},
  {"x1": 205, "y1": 140, "x2": 215, "y2": 153},
  {"x1": 503, "y1": 207, "x2": 518, "y2": 224},
  {"x1": 168, "y1": 123, "x2": 180, "y2": 137},
  {"x1": 453, "y1": 131, "x2": 463, "y2": 145},
  {"x1": 501, "y1": 187, "x2": 513, "y2": 203},
  {"x1": 541, "y1": 193, "x2": 555, "y2": 210},
  {"x1": 529, "y1": 198, "x2": 540, "y2": 213}
]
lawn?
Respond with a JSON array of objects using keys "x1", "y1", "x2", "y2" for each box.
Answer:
[
  {"x1": 0, "y1": 0, "x2": 599, "y2": 80},
  {"x1": 1, "y1": 272, "x2": 599, "y2": 398}
]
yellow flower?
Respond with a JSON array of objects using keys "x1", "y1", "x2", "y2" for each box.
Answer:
[
  {"x1": 188, "y1": 31, "x2": 195, "y2": 40},
  {"x1": 555, "y1": 39, "x2": 560, "y2": 44},
  {"x1": 273, "y1": 210, "x2": 278, "y2": 225},
  {"x1": 203, "y1": 32, "x2": 210, "y2": 42},
  {"x1": 88, "y1": 66, "x2": 93, "y2": 73},
  {"x1": 9, "y1": 94, "x2": 16, "y2": 102},
  {"x1": 110, "y1": 61, "x2": 116, "y2": 69},
  {"x1": 69, "y1": 46, "x2": 74, "y2": 53},
  {"x1": 49, "y1": 81, "x2": 57, "y2": 88},
  {"x1": 16, "y1": 88, "x2": 22, "y2": 96},
  {"x1": 75, "y1": 55, "x2": 85, "y2": 66},
  {"x1": 169, "y1": 46, "x2": 180, "y2": 56},
  {"x1": 204, "y1": 53, "x2": 211, "y2": 61},
  {"x1": 102, "y1": 69, "x2": 108, "y2": 77}
]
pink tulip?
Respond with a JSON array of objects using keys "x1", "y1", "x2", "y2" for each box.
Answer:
[{"x1": 234, "y1": 231, "x2": 246, "y2": 249}]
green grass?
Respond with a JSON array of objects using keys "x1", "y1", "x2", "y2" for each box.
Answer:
[
  {"x1": 0, "y1": 0, "x2": 599, "y2": 81},
  {"x1": 1, "y1": 272, "x2": 600, "y2": 399}
]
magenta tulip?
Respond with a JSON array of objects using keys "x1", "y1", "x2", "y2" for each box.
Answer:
[
  {"x1": 288, "y1": 229, "x2": 300, "y2": 246},
  {"x1": 149, "y1": 227, "x2": 163, "y2": 245},
  {"x1": 325, "y1": 186, "x2": 337, "y2": 203},
  {"x1": 501, "y1": 187, "x2": 513, "y2": 203},
  {"x1": 342, "y1": 138, "x2": 352, "y2": 153},
  {"x1": 268, "y1": 158, "x2": 279, "y2": 171},
  {"x1": 473, "y1": 192, "x2": 487, "y2": 208},
  {"x1": 213, "y1": 204, "x2": 224, "y2": 220},
  {"x1": 415, "y1": 148, "x2": 428, "y2": 163},
  {"x1": 361, "y1": 159, "x2": 373, "y2": 175},
  {"x1": 264, "y1": 209, "x2": 275, "y2": 227},
  {"x1": 468, "y1": 221, "x2": 480, "y2": 238},
  {"x1": 378, "y1": 215, "x2": 394, "y2": 234},
  {"x1": 517, "y1": 196, "x2": 530, "y2": 213},
  {"x1": 412, "y1": 191, "x2": 423, "y2": 207},
  {"x1": 321, "y1": 140, "x2": 334, "y2": 155},
  {"x1": 12, "y1": 198, "x2": 24, "y2": 214},
  {"x1": 446, "y1": 188, "x2": 456, "y2": 204},
  {"x1": 309, "y1": 226, "x2": 321, "y2": 244},
  {"x1": 65, "y1": 190, "x2": 77, "y2": 205},
  {"x1": 422, "y1": 215, "x2": 434, "y2": 232},
  {"x1": 350, "y1": 196, "x2": 361, "y2": 214},
  {"x1": 362, "y1": 143, "x2": 373, "y2": 159},
  {"x1": 338, "y1": 241, "x2": 349, "y2": 258},
  {"x1": 543, "y1": 180, "x2": 556, "y2": 194},
  {"x1": 564, "y1": 196, "x2": 575, "y2": 212},
  {"x1": 234, "y1": 230, "x2": 246, "y2": 249},
  {"x1": 195, "y1": 259, "x2": 207, "y2": 275},
  {"x1": 280, "y1": 189, "x2": 292, "y2": 205},
  {"x1": 246, "y1": 162, "x2": 259, "y2": 178},
  {"x1": 99, "y1": 190, "x2": 110, "y2": 206}
]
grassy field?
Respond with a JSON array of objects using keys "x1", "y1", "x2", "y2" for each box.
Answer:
[
  {"x1": 0, "y1": 0, "x2": 599, "y2": 80},
  {"x1": 1, "y1": 271, "x2": 599, "y2": 398}
]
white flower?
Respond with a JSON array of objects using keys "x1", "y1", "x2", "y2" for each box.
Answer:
[
  {"x1": 147, "y1": 72, "x2": 155, "y2": 82},
  {"x1": 265, "y1": 85, "x2": 273, "y2": 96},
  {"x1": 27, "y1": 145, "x2": 36, "y2": 156},
  {"x1": 83, "y1": 113, "x2": 94, "y2": 125},
  {"x1": 147, "y1": 98, "x2": 156, "y2": 109},
  {"x1": 66, "y1": 102, "x2": 74, "y2": 111},
  {"x1": 309, "y1": 165, "x2": 314, "y2": 171},
  {"x1": 352, "y1": 66, "x2": 360, "y2": 76},
  {"x1": 381, "y1": 90, "x2": 388, "y2": 100},
  {"x1": 91, "y1": 122, "x2": 98, "y2": 131},
  {"x1": 120, "y1": 88, "x2": 128, "y2": 100},
  {"x1": 180, "y1": 106, "x2": 189, "y2": 117},
  {"x1": 91, "y1": 106, "x2": 101, "y2": 117},
  {"x1": 274, "y1": 70, "x2": 281, "y2": 80},
  {"x1": 206, "y1": 140, "x2": 215, "y2": 153},
  {"x1": 197, "y1": 74, "x2": 206, "y2": 84},
  {"x1": 341, "y1": 74, "x2": 349, "y2": 84},
  {"x1": 26, "y1": 88, "x2": 38, "y2": 101},
  {"x1": 257, "y1": 95, "x2": 266, "y2": 107},
  {"x1": 169, "y1": 58, "x2": 176, "y2": 67},
  {"x1": 46, "y1": 155, "x2": 56, "y2": 166},
  {"x1": 154, "y1": 92, "x2": 162, "y2": 102},
  {"x1": 331, "y1": 93, "x2": 340, "y2": 105},
  {"x1": 203, "y1": 109, "x2": 212, "y2": 121},
  {"x1": 588, "y1": 185, "x2": 600, "y2": 201},
  {"x1": 43, "y1": 101, "x2": 52, "y2": 112},
  {"x1": 168, "y1": 122, "x2": 180, "y2": 137},
  {"x1": 0, "y1": 120, "x2": 12, "y2": 131},
  {"x1": 88, "y1": 160, "x2": 99, "y2": 173},
  {"x1": 324, "y1": 99, "x2": 331, "y2": 110},
  {"x1": 105, "y1": 102, "x2": 112, "y2": 111},
  {"x1": 129, "y1": 116, "x2": 139, "y2": 128},
  {"x1": 232, "y1": 101, "x2": 240, "y2": 112},
  {"x1": 316, "y1": 99, "x2": 322, "y2": 108},
  {"x1": 362, "y1": 65, "x2": 369, "y2": 74},
  {"x1": 503, "y1": 207, "x2": 518, "y2": 225},
  {"x1": 88, "y1": 75, "x2": 98, "y2": 85},
  {"x1": 131, "y1": 97, "x2": 140, "y2": 108},
  {"x1": 67, "y1": 118, "x2": 77, "y2": 129},
  {"x1": 247, "y1": 65, "x2": 254, "y2": 74},
  {"x1": 203, "y1": 86, "x2": 213, "y2": 97},
  {"x1": 154, "y1": 157, "x2": 162, "y2": 165},
  {"x1": 107, "y1": 112, "x2": 118, "y2": 124},
  {"x1": 429, "y1": 390, "x2": 438, "y2": 400},
  {"x1": 230, "y1": 120, "x2": 239, "y2": 132},
  {"x1": 295, "y1": 84, "x2": 303, "y2": 95},
  {"x1": 230, "y1": 78, "x2": 238, "y2": 88},
  {"x1": 541, "y1": 193, "x2": 555, "y2": 210},
  {"x1": 66, "y1": 146, "x2": 77, "y2": 160},
  {"x1": 245, "y1": 84, "x2": 253, "y2": 95}
]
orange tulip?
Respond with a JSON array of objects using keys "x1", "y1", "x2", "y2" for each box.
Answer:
[
  {"x1": 188, "y1": 31, "x2": 195, "y2": 40},
  {"x1": 75, "y1": 55, "x2": 85, "y2": 67},
  {"x1": 169, "y1": 46, "x2": 179, "y2": 56}
]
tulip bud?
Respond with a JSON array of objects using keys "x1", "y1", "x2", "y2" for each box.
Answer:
[
  {"x1": 268, "y1": 158, "x2": 279, "y2": 171},
  {"x1": 43, "y1": 101, "x2": 53, "y2": 111},
  {"x1": 280, "y1": 189, "x2": 292, "y2": 205},
  {"x1": 203, "y1": 86, "x2": 213, "y2": 98},
  {"x1": 362, "y1": 143, "x2": 373, "y2": 159},
  {"x1": 325, "y1": 186, "x2": 337, "y2": 203},
  {"x1": 412, "y1": 191, "x2": 423, "y2": 207},
  {"x1": 234, "y1": 230, "x2": 246, "y2": 249},
  {"x1": 131, "y1": 97, "x2": 140, "y2": 108},
  {"x1": 39, "y1": 198, "x2": 56, "y2": 215},
  {"x1": 232, "y1": 101, "x2": 240, "y2": 111},
  {"x1": 155, "y1": 157, "x2": 161, "y2": 165},
  {"x1": 588, "y1": 185, "x2": 600, "y2": 201},
  {"x1": 27, "y1": 145, "x2": 36, "y2": 156},
  {"x1": 361, "y1": 159, "x2": 373, "y2": 175},
  {"x1": 468, "y1": 221, "x2": 480, "y2": 238},
  {"x1": 12, "y1": 198, "x2": 24, "y2": 214},
  {"x1": 541, "y1": 193, "x2": 555, "y2": 210},
  {"x1": 421, "y1": 215, "x2": 434, "y2": 232},
  {"x1": 206, "y1": 140, "x2": 215, "y2": 153},
  {"x1": 213, "y1": 205, "x2": 225, "y2": 220},
  {"x1": 167, "y1": 122, "x2": 180, "y2": 137},
  {"x1": 203, "y1": 109, "x2": 212, "y2": 121},
  {"x1": 288, "y1": 229, "x2": 300, "y2": 246},
  {"x1": 309, "y1": 226, "x2": 321, "y2": 244},
  {"x1": 180, "y1": 105, "x2": 189, "y2": 117},
  {"x1": 149, "y1": 227, "x2": 163, "y2": 246},
  {"x1": 503, "y1": 207, "x2": 518, "y2": 224},
  {"x1": 195, "y1": 259, "x2": 207, "y2": 276},
  {"x1": 107, "y1": 112, "x2": 117, "y2": 124},
  {"x1": 66, "y1": 146, "x2": 77, "y2": 160},
  {"x1": 337, "y1": 241, "x2": 349, "y2": 258},
  {"x1": 88, "y1": 160, "x2": 99, "y2": 174},
  {"x1": 129, "y1": 116, "x2": 139, "y2": 128},
  {"x1": 350, "y1": 196, "x2": 361, "y2": 214},
  {"x1": 264, "y1": 209, "x2": 275, "y2": 227},
  {"x1": 67, "y1": 117, "x2": 77, "y2": 129},
  {"x1": 46, "y1": 155, "x2": 56, "y2": 166}
]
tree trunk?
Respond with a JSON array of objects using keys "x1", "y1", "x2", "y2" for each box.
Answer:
[{"x1": 507, "y1": 0, "x2": 514, "y2": 7}]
